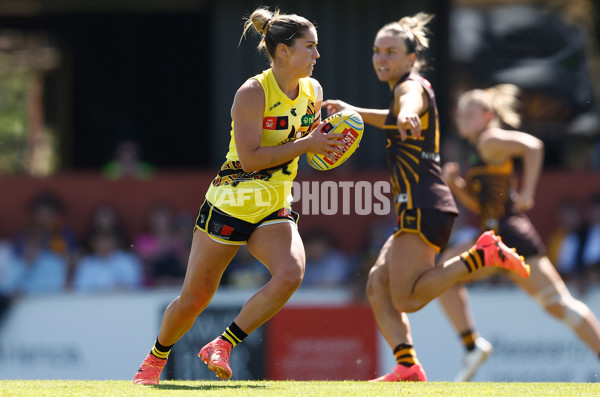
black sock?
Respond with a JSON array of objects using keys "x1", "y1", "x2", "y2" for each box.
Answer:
[
  {"x1": 151, "y1": 338, "x2": 173, "y2": 359},
  {"x1": 460, "y1": 249, "x2": 485, "y2": 273},
  {"x1": 219, "y1": 321, "x2": 248, "y2": 347},
  {"x1": 393, "y1": 343, "x2": 419, "y2": 367},
  {"x1": 461, "y1": 330, "x2": 477, "y2": 351}
]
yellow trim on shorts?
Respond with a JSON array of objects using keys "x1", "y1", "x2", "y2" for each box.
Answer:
[
  {"x1": 393, "y1": 209, "x2": 442, "y2": 253},
  {"x1": 393, "y1": 229, "x2": 442, "y2": 253}
]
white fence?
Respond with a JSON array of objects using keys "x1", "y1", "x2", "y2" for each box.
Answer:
[{"x1": 0, "y1": 285, "x2": 598, "y2": 382}]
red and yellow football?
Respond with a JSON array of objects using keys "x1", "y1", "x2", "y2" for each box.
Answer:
[{"x1": 306, "y1": 110, "x2": 364, "y2": 171}]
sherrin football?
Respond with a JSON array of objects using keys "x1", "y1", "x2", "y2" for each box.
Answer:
[{"x1": 306, "y1": 110, "x2": 364, "y2": 170}]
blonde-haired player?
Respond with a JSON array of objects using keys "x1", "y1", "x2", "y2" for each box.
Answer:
[
  {"x1": 324, "y1": 13, "x2": 529, "y2": 381},
  {"x1": 438, "y1": 84, "x2": 600, "y2": 381},
  {"x1": 133, "y1": 6, "x2": 344, "y2": 384}
]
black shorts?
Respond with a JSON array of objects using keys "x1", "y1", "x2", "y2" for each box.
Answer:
[
  {"x1": 393, "y1": 208, "x2": 456, "y2": 253},
  {"x1": 195, "y1": 200, "x2": 299, "y2": 245},
  {"x1": 489, "y1": 213, "x2": 546, "y2": 257}
]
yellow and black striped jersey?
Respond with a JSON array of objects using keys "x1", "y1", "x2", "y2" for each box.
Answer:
[
  {"x1": 464, "y1": 148, "x2": 515, "y2": 229},
  {"x1": 383, "y1": 72, "x2": 458, "y2": 216},
  {"x1": 205, "y1": 68, "x2": 318, "y2": 223}
]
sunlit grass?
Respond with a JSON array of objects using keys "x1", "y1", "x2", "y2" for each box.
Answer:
[{"x1": 0, "y1": 380, "x2": 599, "y2": 397}]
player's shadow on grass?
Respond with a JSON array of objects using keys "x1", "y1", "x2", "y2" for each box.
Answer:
[{"x1": 153, "y1": 383, "x2": 267, "y2": 391}]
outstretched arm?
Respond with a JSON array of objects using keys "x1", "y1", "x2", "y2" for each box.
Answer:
[
  {"x1": 396, "y1": 80, "x2": 427, "y2": 140},
  {"x1": 321, "y1": 99, "x2": 389, "y2": 128}
]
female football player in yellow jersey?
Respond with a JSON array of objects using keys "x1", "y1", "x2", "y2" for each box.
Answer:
[
  {"x1": 133, "y1": 6, "x2": 344, "y2": 384},
  {"x1": 437, "y1": 85, "x2": 600, "y2": 381},
  {"x1": 323, "y1": 13, "x2": 530, "y2": 382}
]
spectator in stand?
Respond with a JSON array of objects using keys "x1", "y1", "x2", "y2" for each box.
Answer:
[
  {"x1": 0, "y1": 237, "x2": 15, "y2": 321},
  {"x1": 173, "y1": 211, "x2": 195, "y2": 269},
  {"x1": 73, "y1": 228, "x2": 143, "y2": 293},
  {"x1": 133, "y1": 203, "x2": 187, "y2": 287},
  {"x1": 15, "y1": 191, "x2": 78, "y2": 261},
  {"x1": 301, "y1": 229, "x2": 350, "y2": 288},
  {"x1": 102, "y1": 140, "x2": 155, "y2": 181},
  {"x1": 2, "y1": 225, "x2": 68, "y2": 296},
  {"x1": 0, "y1": 221, "x2": 20, "y2": 321},
  {"x1": 582, "y1": 193, "x2": 600, "y2": 283},
  {"x1": 85, "y1": 204, "x2": 129, "y2": 243},
  {"x1": 547, "y1": 198, "x2": 588, "y2": 283}
]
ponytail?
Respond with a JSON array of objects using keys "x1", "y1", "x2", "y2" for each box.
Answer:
[
  {"x1": 486, "y1": 84, "x2": 521, "y2": 129},
  {"x1": 379, "y1": 12, "x2": 434, "y2": 72},
  {"x1": 460, "y1": 84, "x2": 522, "y2": 129},
  {"x1": 240, "y1": 6, "x2": 314, "y2": 62}
]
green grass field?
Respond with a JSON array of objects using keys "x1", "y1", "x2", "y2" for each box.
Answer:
[{"x1": 0, "y1": 380, "x2": 599, "y2": 397}]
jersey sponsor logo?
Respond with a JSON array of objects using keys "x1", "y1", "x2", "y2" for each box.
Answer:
[
  {"x1": 301, "y1": 100, "x2": 316, "y2": 127},
  {"x1": 221, "y1": 224, "x2": 234, "y2": 236},
  {"x1": 269, "y1": 101, "x2": 281, "y2": 111},
  {"x1": 290, "y1": 108, "x2": 297, "y2": 116},
  {"x1": 211, "y1": 222, "x2": 232, "y2": 239},
  {"x1": 263, "y1": 116, "x2": 289, "y2": 130},
  {"x1": 301, "y1": 114, "x2": 315, "y2": 127},
  {"x1": 421, "y1": 151, "x2": 440, "y2": 162}
]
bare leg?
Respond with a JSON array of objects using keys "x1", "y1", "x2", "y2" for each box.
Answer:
[
  {"x1": 158, "y1": 231, "x2": 239, "y2": 346},
  {"x1": 366, "y1": 235, "x2": 425, "y2": 381},
  {"x1": 510, "y1": 255, "x2": 600, "y2": 354},
  {"x1": 197, "y1": 221, "x2": 306, "y2": 381},
  {"x1": 438, "y1": 285, "x2": 477, "y2": 335},
  {"x1": 236, "y1": 221, "x2": 305, "y2": 334},
  {"x1": 366, "y1": 236, "x2": 413, "y2": 350},
  {"x1": 387, "y1": 233, "x2": 472, "y2": 313}
]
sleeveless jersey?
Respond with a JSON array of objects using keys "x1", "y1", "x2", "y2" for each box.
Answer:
[
  {"x1": 205, "y1": 68, "x2": 317, "y2": 223},
  {"x1": 383, "y1": 72, "x2": 458, "y2": 216},
  {"x1": 463, "y1": 148, "x2": 515, "y2": 230}
]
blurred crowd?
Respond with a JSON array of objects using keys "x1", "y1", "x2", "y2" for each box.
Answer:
[
  {"x1": 0, "y1": 189, "x2": 599, "y2": 314},
  {"x1": 0, "y1": 190, "x2": 372, "y2": 301},
  {"x1": 546, "y1": 193, "x2": 600, "y2": 294}
]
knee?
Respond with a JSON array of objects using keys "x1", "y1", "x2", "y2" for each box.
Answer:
[
  {"x1": 390, "y1": 295, "x2": 421, "y2": 313},
  {"x1": 546, "y1": 298, "x2": 590, "y2": 329},
  {"x1": 271, "y1": 262, "x2": 304, "y2": 293},
  {"x1": 178, "y1": 290, "x2": 213, "y2": 317},
  {"x1": 365, "y1": 266, "x2": 384, "y2": 303},
  {"x1": 544, "y1": 301, "x2": 565, "y2": 319}
]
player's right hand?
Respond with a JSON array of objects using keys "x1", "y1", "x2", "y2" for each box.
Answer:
[
  {"x1": 397, "y1": 112, "x2": 422, "y2": 141},
  {"x1": 302, "y1": 119, "x2": 345, "y2": 161}
]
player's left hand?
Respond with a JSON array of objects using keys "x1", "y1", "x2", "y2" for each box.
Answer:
[{"x1": 441, "y1": 162, "x2": 461, "y2": 184}]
